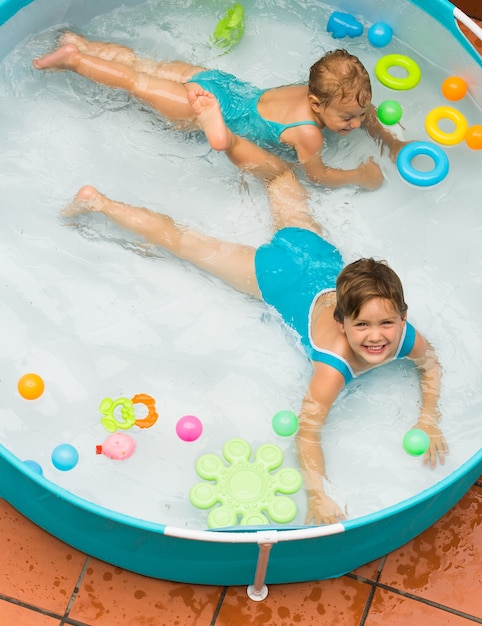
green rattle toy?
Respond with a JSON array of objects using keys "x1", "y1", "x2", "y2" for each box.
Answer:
[
  {"x1": 99, "y1": 397, "x2": 136, "y2": 432},
  {"x1": 211, "y1": 3, "x2": 245, "y2": 51}
]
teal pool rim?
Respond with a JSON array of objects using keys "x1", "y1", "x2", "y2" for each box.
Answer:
[
  {"x1": 1, "y1": 441, "x2": 480, "y2": 540},
  {"x1": 0, "y1": 0, "x2": 33, "y2": 26}
]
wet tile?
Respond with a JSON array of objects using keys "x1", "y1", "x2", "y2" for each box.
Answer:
[
  {"x1": 216, "y1": 576, "x2": 372, "y2": 626},
  {"x1": 0, "y1": 600, "x2": 62, "y2": 626},
  {"x1": 379, "y1": 484, "x2": 482, "y2": 618},
  {"x1": 365, "y1": 588, "x2": 477, "y2": 625},
  {"x1": 351, "y1": 557, "x2": 384, "y2": 582},
  {"x1": 0, "y1": 499, "x2": 86, "y2": 615},
  {"x1": 68, "y1": 558, "x2": 223, "y2": 625}
]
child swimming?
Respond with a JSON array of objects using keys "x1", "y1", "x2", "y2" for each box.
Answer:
[
  {"x1": 34, "y1": 34, "x2": 406, "y2": 190},
  {"x1": 63, "y1": 93, "x2": 447, "y2": 525}
]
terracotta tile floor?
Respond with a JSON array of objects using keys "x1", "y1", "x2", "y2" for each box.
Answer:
[
  {"x1": 0, "y1": 480, "x2": 480, "y2": 625},
  {"x1": 1, "y1": 7, "x2": 482, "y2": 626}
]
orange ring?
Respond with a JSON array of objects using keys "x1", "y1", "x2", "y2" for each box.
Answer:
[{"x1": 132, "y1": 394, "x2": 159, "y2": 429}]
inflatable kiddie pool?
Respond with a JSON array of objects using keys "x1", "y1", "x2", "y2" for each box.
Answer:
[{"x1": 0, "y1": 0, "x2": 481, "y2": 597}]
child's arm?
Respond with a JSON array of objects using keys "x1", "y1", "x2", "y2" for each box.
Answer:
[
  {"x1": 296, "y1": 363, "x2": 346, "y2": 525},
  {"x1": 408, "y1": 333, "x2": 448, "y2": 466},
  {"x1": 363, "y1": 104, "x2": 409, "y2": 162},
  {"x1": 293, "y1": 128, "x2": 384, "y2": 191}
]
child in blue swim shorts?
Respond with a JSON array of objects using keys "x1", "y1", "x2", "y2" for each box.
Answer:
[
  {"x1": 64, "y1": 168, "x2": 448, "y2": 526},
  {"x1": 34, "y1": 35, "x2": 408, "y2": 190}
]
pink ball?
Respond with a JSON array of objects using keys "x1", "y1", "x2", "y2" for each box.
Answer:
[{"x1": 176, "y1": 415, "x2": 203, "y2": 442}]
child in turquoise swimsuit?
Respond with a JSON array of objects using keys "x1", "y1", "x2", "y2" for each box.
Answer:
[
  {"x1": 63, "y1": 159, "x2": 448, "y2": 527},
  {"x1": 34, "y1": 36, "x2": 407, "y2": 190}
]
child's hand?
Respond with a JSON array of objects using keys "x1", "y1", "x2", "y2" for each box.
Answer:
[
  {"x1": 305, "y1": 491, "x2": 346, "y2": 526},
  {"x1": 414, "y1": 420, "x2": 449, "y2": 467},
  {"x1": 357, "y1": 157, "x2": 384, "y2": 191}
]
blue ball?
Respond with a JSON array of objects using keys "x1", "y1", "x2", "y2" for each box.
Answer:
[
  {"x1": 368, "y1": 22, "x2": 393, "y2": 48},
  {"x1": 52, "y1": 443, "x2": 79, "y2": 471},
  {"x1": 23, "y1": 460, "x2": 43, "y2": 475}
]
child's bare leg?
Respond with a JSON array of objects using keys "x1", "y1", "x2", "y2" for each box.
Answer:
[
  {"x1": 186, "y1": 89, "x2": 322, "y2": 233},
  {"x1": 187, "y1": 83, "x2": 322, "y2": 235},
  {"x1": 60, "y1": 32, "x2": 204, "y2": 81},
  {"x1": 65, "y1": 186, "x2": 261, "y2": 298},
  {"x1": 60, "y1": 32, "x2": 138, "y2": 64},
  {"x1": 33, "y1": 44, "x2": 196, "y2": 122},
  {"x1": 266, "y1": 170, "x2": 323, "y2": 235},
  {"x1": 224, "y1": 134, "x2": 292, "y2": 182}
]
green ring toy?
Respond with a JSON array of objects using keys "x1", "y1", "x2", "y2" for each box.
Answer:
[{"x1": 375, "y1": 54, "x2": 421, "y2": 90}]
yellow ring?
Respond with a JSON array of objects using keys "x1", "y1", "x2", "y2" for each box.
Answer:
[
  {"x1": 374, "y1": 54, "x2": 421, "y2": 90},
  {"x1": 425, "y1": 106, "x2": 468, "y2": 145}
]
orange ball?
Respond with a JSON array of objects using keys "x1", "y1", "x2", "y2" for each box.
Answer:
[
  {"x1": 441, "y1": 76, "x2": 467, "y2": 101},
  {"x1": 466, "y1": 125, "x2": 482, "y2": 150},
  {"x1": 18, "y1": 373, "x2": 45, "y2": 400}
]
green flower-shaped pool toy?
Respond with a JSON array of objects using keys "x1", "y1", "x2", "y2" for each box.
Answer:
[{"x1": 189, "y1": 438, "x2": 302, "y2": 528}]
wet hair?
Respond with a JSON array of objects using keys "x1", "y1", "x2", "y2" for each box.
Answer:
[
  {"x1": 308, "y1": 49, "x2": 372, "y2": 108},
  {"x1": 333, "y1": 258, "x2": 408, "y2": 323}
]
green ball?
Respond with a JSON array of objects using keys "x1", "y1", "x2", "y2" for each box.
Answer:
[
  {"x1": 377, "y1": 99, "x2": 403, "y2": 125},
  {"x1": 272, "y1": 410, "x2": 299, "y2": 437},
  {"x1": 403, "y1": 428, "x2": 430, "y2": 456}
]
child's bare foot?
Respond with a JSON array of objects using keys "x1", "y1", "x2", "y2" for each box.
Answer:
[
  {"x1": 61, "y1": 185, "x2": 106, "y2": 217},
  {"x1": 186, "y1": 86, "x2": 229, "y2": 151},
  {"x1": 33, "y1": 43, "x2": 79, "y2": 70},
  {"x1": 60, "y1": 31, "x2": 90, "y2": 52}
]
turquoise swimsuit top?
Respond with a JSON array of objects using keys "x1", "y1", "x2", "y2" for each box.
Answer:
[
  {"x1": 306, "y1": 294, "x2": 417, "y2": 384},
  {"x1": 188, "y1": 70, "x2": 319, "y2": 147}
]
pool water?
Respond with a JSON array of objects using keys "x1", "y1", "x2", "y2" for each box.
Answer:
[{"x1": 0, "y1": 0, "x2": 481, "y2": 530}]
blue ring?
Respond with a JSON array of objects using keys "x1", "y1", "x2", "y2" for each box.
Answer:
[{"x1": 396, "y1": 141, "x2": 449, "y2": 187}]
